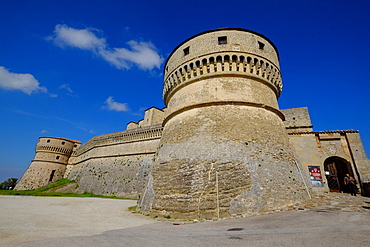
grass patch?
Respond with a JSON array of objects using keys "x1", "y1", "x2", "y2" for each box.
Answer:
[
  {"x1": 128, "y1": 205, "x2": 137, "y2": 211},
  {"x1": 35, "y1": 178, "x2": 76, "y2": 192},
  {"x1": 0, "y1": 179, "x2": 137, "y2": 200}
]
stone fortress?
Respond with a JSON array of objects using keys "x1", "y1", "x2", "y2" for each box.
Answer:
[{"x1": 15, "y1": 28, "x2": 370, "y2": 219}]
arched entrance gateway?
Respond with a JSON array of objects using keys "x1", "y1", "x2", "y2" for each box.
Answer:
[{"x1": 324, "y1": 156, "x2": 354, "y2": 192}]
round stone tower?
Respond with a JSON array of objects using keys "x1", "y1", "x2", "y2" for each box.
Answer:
[
  {"x1": 15, "y1": 137, "x2": 80, "y2": 190},
  {"x1": 139, "y1": 28, "x2": 309, "y2": 219}
]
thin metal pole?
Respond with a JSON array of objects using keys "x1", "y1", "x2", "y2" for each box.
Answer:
[
  {"x1": 216, "y1": 171, "x2": 220, "y2": 219},
  {"x1": 295, "y1": 161, "x2": 311, "y2": 199}
]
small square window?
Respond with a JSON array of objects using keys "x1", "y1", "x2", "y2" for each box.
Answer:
[
  {"x1": 56, "y1": 156, "x2": 60, "y2": 160},
  {"x1": 183, "y1": 47, "x2": 190, "y2": 56},
  {"x1": 258, "y1": 41, "x2": 265, "y2": 50},
  {"x1": 218, "y1": 36, "x2": 227, "y2": 45},
  {"x1": 61, "y1": 141, "x2": 65, "y2": 145}
]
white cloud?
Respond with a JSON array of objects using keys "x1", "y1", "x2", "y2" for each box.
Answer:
[
  {"x1": 101, "y1": 41, "x2": 163, "y2": 70},
  {"x1": 52, "y1": 24, "x2": 106, "y2": 50},
  {"x1": 0, "y1": 66, "x2": 47, "y2": 94},
  {"x1": 103, "y1": 96, "x2": 129, "y2": 112},
  {"x1": 40, "y1": 130, "x2": 48, "y2": 134},
  {"x1": 59, "y1": 83, "x2": 77, "y2": 97},
  {"x1": 49, "y1": 24, "x2": 163, "y2": 70},
  {"x1": 60, "y1": 84, "x2": 73, "y2": 93}
]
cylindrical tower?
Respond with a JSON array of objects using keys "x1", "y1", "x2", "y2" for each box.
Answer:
[
  {"x1": 15, "y1": 137, "x2": 81, "y2": 190},
  {"x1": 139, "y1": 28, "x2": 308, "y2": 219}
]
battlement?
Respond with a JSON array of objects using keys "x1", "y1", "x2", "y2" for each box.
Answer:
[
  {"x1": 36, "y1": 145, "x2": 74, "y2": 155},
  {"x1": 163, "y1": 52, "x2": 282, "y2": 102},
  {"x1": 76, "y1": 124, "x2": 163, "y2": 156},
  {"x1": 163, "y1": 28, "x2": 282, "y2": 103},
  {"x1": 36, "y1": 137, "x2": 81, "y2": 156},
  {"x1": 288, "y1": 130, "x2": 359, "y2": 135}
]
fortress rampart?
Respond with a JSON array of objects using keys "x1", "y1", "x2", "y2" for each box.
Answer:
[
  {"x1": 15, "y1": 28, "x2": 370, "y2": 218},
  {"x1": 66, "y1": 111, "x2": 164, "y2": 198},
  {"x1": 74, "y1": 124, "x2": 163, "y2": 159}
]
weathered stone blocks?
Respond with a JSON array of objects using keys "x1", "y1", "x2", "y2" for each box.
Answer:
[
  {"x1": 138, "y1": 28, "x2": 309, "y2": 219},
  {"x1": 140, "y1": 105, "x2": 308, "y2": 218},
  {"x1": 68, "y1": 155, "x2": 153, "y2": 198}
]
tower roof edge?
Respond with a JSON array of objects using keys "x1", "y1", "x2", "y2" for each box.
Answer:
[{"x1": 163, "y1": 27, "x2": 280, "y2": 71}]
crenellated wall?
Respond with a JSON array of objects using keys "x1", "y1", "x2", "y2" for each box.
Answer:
[
  {"x1": 163, "y1": 52, "x2": 282, "y2": 102},
  {"x1": 74, "y1": 124, "x2": 163, "y2": 159}
]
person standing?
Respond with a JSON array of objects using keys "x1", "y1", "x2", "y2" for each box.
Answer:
[{"x1": 344, "y1": 174, "x2": 357, "y2": 196}]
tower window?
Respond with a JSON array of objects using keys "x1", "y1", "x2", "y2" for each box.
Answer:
[
  {"x1": 61, "y1": 141, "x2": 65, "y2": 145},
  {"x1": 49, "y1": 170, "x2": 56, "y2": 181},
  {"x1": 258, "y1": 41, "x2": 265, "y2": 50},
  {"x1": 183, "y1": 47, "x2": 190, "y2": 56},
  {"x1": 218, "y1": 36, "x2": 227, "y2": 45},
  {"x1": 56, "y1": 156, "x2": 60, "y2": 160},
  {"x1": 47, "y1": 140, "x2": 50, "y2": 143}
]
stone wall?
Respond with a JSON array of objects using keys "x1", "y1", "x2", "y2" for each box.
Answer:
[
  {"x1": 287, "y1": 132, "x2": 327, "y2": 193},
  {"x1": 67, "y1": 125, "x2": 163, "y2": 198},
  {"x1": 68, "y1": 154, "x2": 154, "y2": 198},
  {"x1": 344, "y1": 132, "x2": 370, "y2": 182},
  {"x1": 282, "y1": 108, "x2": 370, "y2": 194},
  {"x1": 281, "y1": 107, "x2": 313, "y2": 133},
  {"x1": 287, "y1": 130, "x2": 370, "y2": 195},
  {"x1": 140, "y1": 105, "x2": 308, "y2": 219}
]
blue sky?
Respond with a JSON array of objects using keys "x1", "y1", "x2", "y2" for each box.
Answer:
[{"x1": 1, "y1": 0, "x2": 369, "y2": 182}]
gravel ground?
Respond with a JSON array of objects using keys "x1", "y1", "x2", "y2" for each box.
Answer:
[
  {"x1": 0, "y1": 193, "x2": 369, "y2": 246},
  {"x1": 0, "y1": 196, "x2": 154, "y2": 245}
]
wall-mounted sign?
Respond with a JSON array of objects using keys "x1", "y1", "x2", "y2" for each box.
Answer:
[{"x1": 308, "y1": 166, "x2": 323, "y2": 187}]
